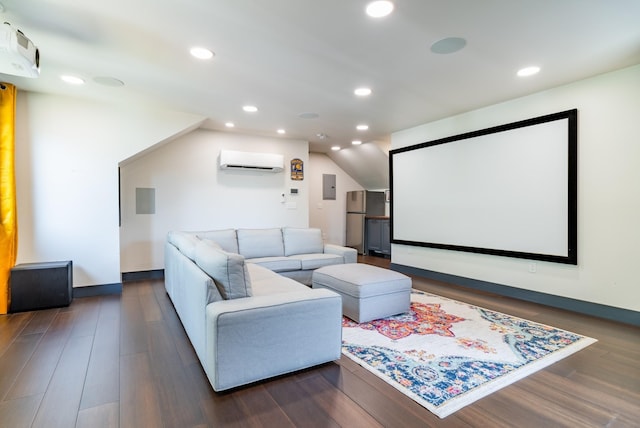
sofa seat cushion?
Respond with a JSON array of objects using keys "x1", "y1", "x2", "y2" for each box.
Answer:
[
  {"x1": 283, "y1": 227, "x2": 323, "y2": 256},
  {"x1": 194, "y1": 240, "x2": 252, "y2": 300},
  {"x1": 237, "y1": 228, "x2": 284, "y2": 259},
  {"x1": 246, "y1": 257, "x2": 301, "y2": 272},
  {"x1": 247, "y1": 264, "x2": 308, "y2": 295},
  {"x1": 288, "y1": 253, "x2": 344, "y2": 270}
]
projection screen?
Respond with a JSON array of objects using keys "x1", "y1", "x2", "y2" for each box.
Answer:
[{"x1": 390, "y1": 109, "x2": 577, "y2": 264}]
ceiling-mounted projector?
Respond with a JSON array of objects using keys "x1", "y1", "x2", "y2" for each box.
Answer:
[{"x1": 0, "y1": 22, "x2": 40, "y2": 78}]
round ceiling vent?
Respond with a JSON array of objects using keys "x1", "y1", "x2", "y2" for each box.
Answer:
[
  {"x1": 93, "y1": 76, "x2": 125, "y2": 87},
  {"x1": 430, "y1": 37, "x2": 467, "y2": 54}
]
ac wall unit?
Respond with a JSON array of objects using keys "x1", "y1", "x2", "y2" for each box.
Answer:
[
  {"x1": 0, "y1": 23, "x2": 40, "y2": 78},
  {"x1": 219, "y1": 150, "x2": 284, "y2": 172}
]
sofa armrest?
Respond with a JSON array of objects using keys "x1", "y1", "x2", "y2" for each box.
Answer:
[
  {"x1": 205, "y1": 289, "x2": 342, "y2": 391},
  {"x1": 165, "y1": 241, "x2": 227, "y2": 363},
  {"x1": 324, "y1": 243, "x2": 358, "y2": 264}
]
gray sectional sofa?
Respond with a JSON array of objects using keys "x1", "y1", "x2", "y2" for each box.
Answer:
[{"x1": 164, "y1": 227, "x2": 357, "y2": 391}]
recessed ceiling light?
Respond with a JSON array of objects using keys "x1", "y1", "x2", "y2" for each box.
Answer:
[
  {"x1": 331, "y1": 146, "x2": 341, "y2": 151},
  {"x1": 356, "y1": 124, "x2": 369, "y2": 131},
  {"x1": 352, "y1": 140, "x2": 362, "y2": 145},
  {"x1": 366, "y1": 1, "x2": 394, "y2": 18},
  {"x1": 225, "y1": 122, "x2": 235, "y2": 128},
  {"x1": 277, "y1": 129, "x2": 286, "y2": 134},
  {"x1": 60, "y1": 75, "x2": 85, "y2": 85},
  {"x1": 517, "y1": 66, "x2": 541, "y2": 77},
  {"x1": 190, "y1": 47, "x2": 214, "y2": 60},
  {"x1": 242, "y1": 105, "x2": 258, "y2": 113},
  {"x1": 354, "y1": 87, "x2": 372, "y2": 96},
  {"x1": 430, "y1": 37, "x2": 467, "y2": 55}
]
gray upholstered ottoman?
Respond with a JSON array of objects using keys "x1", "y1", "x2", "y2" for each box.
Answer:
[{"x1": 312, "y1": 263, "x2": 411, "y2": 323}]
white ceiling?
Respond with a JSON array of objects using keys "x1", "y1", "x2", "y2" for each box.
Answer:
[{"x1": 1, "y1": 0, "x2": 639, "y2": 155}]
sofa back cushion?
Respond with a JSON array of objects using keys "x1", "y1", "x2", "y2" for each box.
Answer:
[
  {"x1": 194, "y1": 240, "x2": 252, "y2": 300},
  {"x1": 167, "y1": 231, "x2": 201, "y2": 261},
  {"x1": 196, "y1": 229, "x2": 239, "y2": 254},
  {"x1": 283, "y1": 227, "x2": 323, "y2": 256},
  {"x1": 237, "y1": 228, "x2": 284, "y2": 259}
]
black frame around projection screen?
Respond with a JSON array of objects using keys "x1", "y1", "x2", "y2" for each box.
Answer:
[{"x1": 389, "y1": 109, "x2": 577, "y2": 265}]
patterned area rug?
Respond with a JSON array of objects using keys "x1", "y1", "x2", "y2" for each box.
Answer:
[{"x1": 341, "y1": 290, "x2": 596, "y2": 418}]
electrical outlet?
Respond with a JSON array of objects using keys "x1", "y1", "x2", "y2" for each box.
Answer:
[{"x1": 528, "y1": 263, "x2": 537, "y2": 273}]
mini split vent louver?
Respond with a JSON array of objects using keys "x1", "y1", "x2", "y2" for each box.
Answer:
[{"x1": 219, "y1": 150, "x2": 284, "y2": 172}]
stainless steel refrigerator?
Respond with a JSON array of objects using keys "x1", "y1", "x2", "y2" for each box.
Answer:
[{"x1": 346, "y1": 190, "x2": 386, "y2": 254}]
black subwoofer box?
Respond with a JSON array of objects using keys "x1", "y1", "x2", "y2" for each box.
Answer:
[{"x1": 10, "y1": 261, "x2": 73, "y2": 312}]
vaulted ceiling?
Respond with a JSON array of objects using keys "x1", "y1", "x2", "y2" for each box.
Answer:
[{"x1": 1, "y1": 1, "x2": 639, "y2": 163}]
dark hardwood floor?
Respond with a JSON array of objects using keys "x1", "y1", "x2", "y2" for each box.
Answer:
[{"x1": 1, "y1": 255, "x2": 639, "y2": 427}]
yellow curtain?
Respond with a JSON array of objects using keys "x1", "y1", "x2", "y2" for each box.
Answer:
[{"x1": 0, "y1": 83, "x2": 18, "y2": 314}]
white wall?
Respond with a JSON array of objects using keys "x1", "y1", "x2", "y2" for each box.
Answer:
[
  {"x1": 119, "y1": 130, "x2": 310, "y2": 273},
  {"x1": 391, "y1": 64, "x2": 640, "y2": 312},
  {"x1": 308, "y1": 153, "x2": 364, "y2": 246},
  {"x1": 14, "y1": 92, "x2": 205, "y2": 287},
  {"x1": 327, "y1": 140, "x2": 390, "y2": 190}
]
